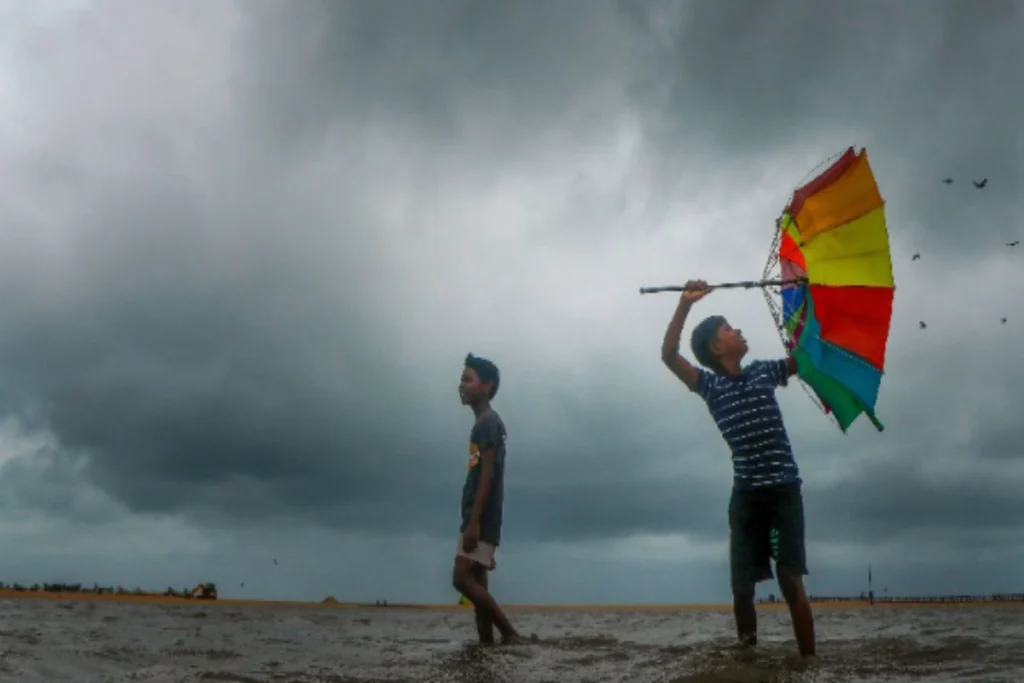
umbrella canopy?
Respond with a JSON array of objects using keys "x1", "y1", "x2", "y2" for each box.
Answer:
[{"x1": 777, "y1": 147, "x2": 894, "y2": 432}]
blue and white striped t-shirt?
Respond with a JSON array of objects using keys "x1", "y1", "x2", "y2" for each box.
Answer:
[{"x1": 695, "y1": 359, "x2": 801, "y2": 491}]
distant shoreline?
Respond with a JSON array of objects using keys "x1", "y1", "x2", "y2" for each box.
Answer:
[
  {"x1": 390, "y1": 599, "x2": 1024, "y2": 612},
  {"x1": 0, "y1": 589, "x2": 1020, "y2": 611}
]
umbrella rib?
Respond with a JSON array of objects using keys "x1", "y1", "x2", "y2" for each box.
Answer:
[{"x1": 761, "y1": 232, "x2": 833, "y2": 423}]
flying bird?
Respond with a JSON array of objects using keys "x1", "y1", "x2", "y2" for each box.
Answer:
[
  {"x1": 973, "y1": 178, "x2": 988, "y2": 188},
  {"x1": 1002, "y1": 317, "x2": 1008, "y2": 324},
  {"x1": 912, "y1": 253, "x2": 921, "y2": 261},
  {"x1": 919, "y1": 321, "x2": 927, "y2": 330},
  {"x1": 1008, "y1": 241, "x2": 1019, "y2": 247},
  {"x1": 942, "y1": 178, "x2": 953, "y2": 184}
]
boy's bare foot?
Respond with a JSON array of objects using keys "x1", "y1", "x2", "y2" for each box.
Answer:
[
  {"x1": 734, "y1": 634, "x2": 757, "y2": 649},
  {"x1": 785, "y1": 653, "x2": 819, "y2": 669},
  {"x1": 724, "y1": 636, "x2": 757, "y2": 660},
  {"x1": 500, "y1": 632, "x2": 539, "y2": 646}
]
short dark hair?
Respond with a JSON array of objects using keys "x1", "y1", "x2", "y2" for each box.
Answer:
[
  {"x1": 465, "y1": 353, "x2": 500, "y2": 398},
  {"x1": 690, "y1": 315, "x2": 727, "y2": 373}
]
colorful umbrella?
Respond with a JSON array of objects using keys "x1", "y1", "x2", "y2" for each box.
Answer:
[
  {"x1": 771, "y1": 147, "x2": 894, "y2": 432},
  {"x1": 639, "y1": 146, "x2": 894, "y2": 433}
]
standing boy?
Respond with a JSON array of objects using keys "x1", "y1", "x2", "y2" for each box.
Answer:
[
  {"x1": 453, "y1": 353, "x2": 521, "y2": 645},
  {"x1": 660, "y1": 280, "x2": 816, "y2": 658}
]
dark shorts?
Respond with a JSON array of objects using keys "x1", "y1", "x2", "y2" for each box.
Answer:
[{"x1": 729, "y1": 483, "x2": 807, "y2": 586}]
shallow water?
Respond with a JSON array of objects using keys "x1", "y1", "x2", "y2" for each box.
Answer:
[{"x1": 0, "y1": 599, "x2": 1020, "y2": 682}]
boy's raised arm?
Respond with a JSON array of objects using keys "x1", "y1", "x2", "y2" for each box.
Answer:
[{"x1": 660, "y1": 280, "x2": 710, "y2": 393}]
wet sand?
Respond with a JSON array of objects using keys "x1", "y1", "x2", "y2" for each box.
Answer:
[{"x1": 0, "y1": 597, "x2": 1020, "y2": 682}]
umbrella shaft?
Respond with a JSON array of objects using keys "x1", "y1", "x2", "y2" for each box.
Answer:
[{"x1": 639, "y1": 278, "x2": 807, "y2": 295}]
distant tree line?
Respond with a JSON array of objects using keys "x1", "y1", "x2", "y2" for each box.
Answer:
[
  {"x1": 0, "y1": 581, "x2": 212, "y2": 598},
  {"x1": 759, "y1": 593, "x2": 1024, "y2": 604}
]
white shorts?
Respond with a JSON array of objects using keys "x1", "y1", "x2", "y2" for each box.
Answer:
[{"x1": 456, "y1": 533, "x2": 495, "y2": 568}]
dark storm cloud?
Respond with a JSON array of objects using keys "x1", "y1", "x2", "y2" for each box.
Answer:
[
  {"x1": 632, "y1": 0, "x2": 1024, "y2": 255},
  {"x1": 807, "y1": 457, "x2": 1024, "y2": 545},
  {"x1": 967, "y1": 402, "x2": 1024, "y2": 462},
  {"x1": 240, "y1": 0, "x2": 1024, "y2": 254},
  {"x1": 0, "y1": 0, "x2": 1020, "y2": 591},
  {"x1": 236, "y1": 0, "x2": 641, "y2": 156},
  {"x1": 0, "y1": 2, "x2": 445, "y2": 526}
]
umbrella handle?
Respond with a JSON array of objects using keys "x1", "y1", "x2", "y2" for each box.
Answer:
[{"x1": 639, "y1": 278, "x2": 807, "y2": 295}]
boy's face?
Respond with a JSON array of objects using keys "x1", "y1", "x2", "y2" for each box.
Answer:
[
  {"x1": 711, "y1": 321, "x2": 748, "y2": 360},
  {"x1": 458, "y1": 367, "x2": 491, "y2": 405}
]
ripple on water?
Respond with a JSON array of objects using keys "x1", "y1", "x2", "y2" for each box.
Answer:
[{"x1": 0, "y1": 600, "x2": 1018, "y2": 682}]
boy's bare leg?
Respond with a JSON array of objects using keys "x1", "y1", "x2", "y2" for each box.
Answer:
[
  {"x1": 732, "y1": 582, "x2": 758, "y2": 647},
  {"x1": 778, "y1": 574, "x2": 816, "y2": 657},
  {"x1": 471, "y1": 564, "x2": 494, "y2": 644},
  {"x1": 453, "y1": 557, "x2": 520, "y2": 643}
]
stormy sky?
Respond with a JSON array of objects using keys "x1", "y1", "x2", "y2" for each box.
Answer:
[{"x1": 0, "y1": 0, "x2": 1020, "y2": 604}]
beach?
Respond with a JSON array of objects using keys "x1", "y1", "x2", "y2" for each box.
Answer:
[{"x1": 0, "y1": 594, "x2": 1020, "y2": 682}]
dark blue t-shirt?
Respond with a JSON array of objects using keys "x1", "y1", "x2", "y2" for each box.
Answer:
[
  {"x1": 695, "y1": 359, "x2": 801, "y2": 492},
  {"x1": 460, "y1": 409, "x2": 507, "y2": 545}
]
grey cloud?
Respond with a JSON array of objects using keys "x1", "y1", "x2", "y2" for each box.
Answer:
[
  {"x1": 238, "y1": 0, "x2": 642, "y2": 153},
  {"x1": 968, "y1": 408, "x2": 1024, "y2": 462},
  {"x1": 633, "y1": 0, "x2": 1024, "y2": 255},
  {"x1": 806, "y1": 459, "x2": 1024, "y2": 545}
]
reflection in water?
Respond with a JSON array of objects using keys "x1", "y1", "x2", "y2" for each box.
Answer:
[{"x1": 0, "y1": 598, "x2": 1020, "y2": 682}]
